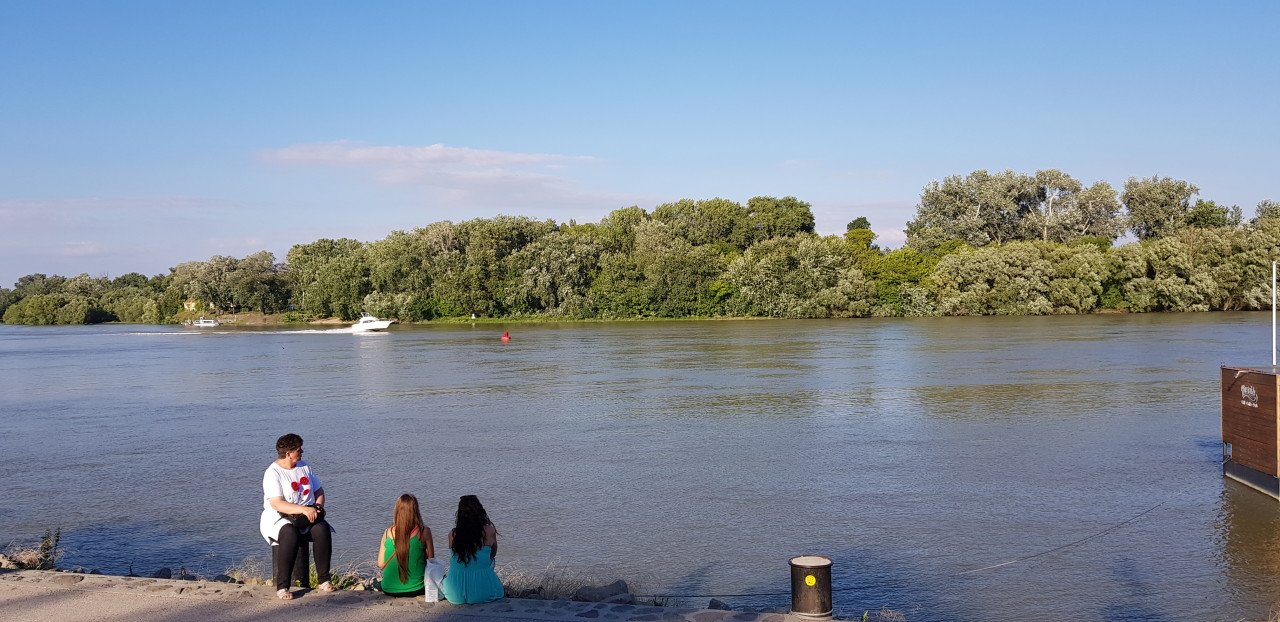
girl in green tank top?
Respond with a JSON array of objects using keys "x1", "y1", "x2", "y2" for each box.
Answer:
[{"x1": 376, "y1": 493, "x2": 435, "y2": 597}]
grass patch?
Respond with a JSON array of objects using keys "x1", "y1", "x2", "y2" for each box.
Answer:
[
  {"x1": 223, "y1": 553, "x2": 373, "y2": 589},
  {"x1": 497, "y1": 564, "x2": 596, "y2": 600},
  {"x1": 1, "y1": 528, "x2": 61, "y2": 570},
  {"x1": 850, "y1": 606, "x2": 911, "y2": 621}
]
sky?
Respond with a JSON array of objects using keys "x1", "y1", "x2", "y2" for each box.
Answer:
[{"x1": 1, "y1": 1, "x2": 1277, "y2": 287}]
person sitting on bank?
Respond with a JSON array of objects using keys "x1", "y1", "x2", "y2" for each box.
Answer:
[
  {"x1": 258, "y1": 433, "x2": 334, "y2": 600},
  {"x1": 440, "y1": 494, "x2": 504, "y2": 605},
  {"x1": 376, "y1": 493, "x2": 435, "y2": 597}
]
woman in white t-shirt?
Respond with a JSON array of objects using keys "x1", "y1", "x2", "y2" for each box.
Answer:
[{"x1": 259, "y1": 433, "x2": 333, "y2": 600}]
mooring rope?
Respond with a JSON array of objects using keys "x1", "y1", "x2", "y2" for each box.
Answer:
[
  {"x1": 633, "y1": 492, "x2": 1183, "y2": 600},
  {"x1": 632, "y1": 585, "x2": 874, "y2": 600},
  {"x1": 955, "y1": 496, "x2": 1173, "y2": 575}
]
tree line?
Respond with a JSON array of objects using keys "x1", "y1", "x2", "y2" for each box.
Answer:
[{"x1": 3, "y1": 171, "x2": 1277, "y2": 325}]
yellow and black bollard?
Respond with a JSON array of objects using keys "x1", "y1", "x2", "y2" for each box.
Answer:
[{"x1": 789, "y1": 555, "x2": 833, "y2": 619}]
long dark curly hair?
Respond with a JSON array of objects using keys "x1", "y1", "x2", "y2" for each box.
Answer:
[{"x1": 451, "y1": 495, "x2": 494, "y2": 564}]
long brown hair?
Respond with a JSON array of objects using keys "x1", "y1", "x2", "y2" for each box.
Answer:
[
  {"x1": 392, "y1": 493, "x2": 426, "y2": 583},
  {"x1": 451, "y1": 495, "x2": 493, "y2": 565}
]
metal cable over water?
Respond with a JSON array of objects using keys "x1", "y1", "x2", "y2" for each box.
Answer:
[{"x1": 632, "y1": 492, "x2": 1185, "y2": 601}]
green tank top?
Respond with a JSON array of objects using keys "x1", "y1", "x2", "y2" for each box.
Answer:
[{"x1": 381, "y1": 533, "x2": 427, "y2": 594}]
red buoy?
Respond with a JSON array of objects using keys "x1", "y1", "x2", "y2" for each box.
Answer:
[{"x1": 501, "y1": 330, "x2": 510, "y2": 342}]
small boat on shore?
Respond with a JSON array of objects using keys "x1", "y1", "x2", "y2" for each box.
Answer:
[
  {"x1": 350, "y1": 315, "x2": 394, "y2": 332},
  {"x1": 186, "y1": 317, "x2": 220, "y2": 328}
]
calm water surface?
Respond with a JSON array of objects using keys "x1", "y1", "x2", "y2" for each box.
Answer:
[{"x1": 2, "y1": 314, "x2": 1279, "y2": 620}]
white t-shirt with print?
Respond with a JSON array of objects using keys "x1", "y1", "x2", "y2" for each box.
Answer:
[{"x1": 258, "y1": 460, "x2": 323, "y2": 543}]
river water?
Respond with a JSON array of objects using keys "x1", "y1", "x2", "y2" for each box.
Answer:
[{"x1": 1, "y1": 314, "x2": 1278, "y2": 620}]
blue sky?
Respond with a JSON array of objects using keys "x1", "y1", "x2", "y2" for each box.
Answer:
[{"x1": 2, "y1": 1, "x2": 1276, "y2": 287}]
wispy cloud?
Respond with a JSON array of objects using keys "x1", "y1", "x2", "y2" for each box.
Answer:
[
  {"x1": 60, "y1": 241, "x2": 106, "y2": 257},
  {"x1": 261, "y1": 141, "x2": 594, "y2": 191},
  {"x1": 260, "y1": 140, "x2": 638, "y2": 214},
  {"x1": 263, "y1": 141, "x2": 593, "y2": 169}
]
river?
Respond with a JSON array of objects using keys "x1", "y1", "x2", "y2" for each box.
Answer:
[{"x1": 1, "y1": 313, "x2": 1276, "y2": 620}]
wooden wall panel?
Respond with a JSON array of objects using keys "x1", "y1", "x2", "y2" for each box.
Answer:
[{"x1": 1222, "y1": 368, "x2": 1279, "y2": 476}]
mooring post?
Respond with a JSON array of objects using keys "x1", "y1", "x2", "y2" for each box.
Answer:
[{"x1": 789, "y1": 555, "x2": 833, "y2": 619}]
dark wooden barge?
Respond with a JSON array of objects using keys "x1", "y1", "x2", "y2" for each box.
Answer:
[{"x1": 1222, "y1": 365, "x2": 1280, "y2": 499}]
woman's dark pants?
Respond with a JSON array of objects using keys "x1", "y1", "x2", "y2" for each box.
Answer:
[{"x1": 272, "y1": 520, "x2": 332, "y2": 590}]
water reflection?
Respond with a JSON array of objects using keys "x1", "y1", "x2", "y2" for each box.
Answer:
[{"x1": 1219, "y1": 482, "x2": 1280, "y2": 614}]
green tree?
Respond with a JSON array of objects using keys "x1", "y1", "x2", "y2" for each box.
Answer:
[
  {"x1": 1022, "y1": 169, "x2": 1083, "y2": 242},
  {"x1": 1, "y1": 293, "x2": 109, "y2": 325},
  {"x1": 652, "y1": 198, "x2": 750, "y2": 250},
  {"x1": 1122, "y1": 176, "x2": 1199, "y2": 240},
  {"x1": 843, "y1": 216, "x2": 877, "y2": 250},
  {"x1": 632, "y1": 221, "x2": 726, "y2": 317},
  {"x1": 932, "y1": 242, "x2": 1056, "y2": 316},
  {"x1": 905, "y1": 170, "x2": 1038, "y2": 250},
  {"x1": 13, "y1": 274, "x2": 67, "y2": 297},
  {"x1": 3, "y1": 294, "x2": 62, "y2": 324},
  {"x1": 1019, "y1": 171, "x2": 1123, "y2": 243},
  {"x1": 1184, "y1": 199, "x2": 1241, "y2": 229},
  {"x1": 861, "y1": 241, "x2": 965, "y2": 316},
  {"x1": 590, "y1": 252, "x2": 648, "y2": 318},
  {"x1": 367, "y1": 230, "x2": 435, "y2": 295},
  {"x1": 227, "y1": 251, "x2": 290, "y2": 313},
  {"x1": 506, "y1": 228, "x2": 603, "y2": 317},
  {"x1": 435, "y1": 216, "x2": 557, "y2": 317},
  {"x1": 590, "y1": 221, "x2": 726, "y2": 318},
  {"x1": 111, "y1": 273, "x2": 149, "y2": 289},
  {"x1": 55, "y1": 295, "x2": 95, "y2": 324},
  {"x1": 0, "y1": 288, "x2": 18, "y2": 318},
  {"x1": 1111, "y1": 227, "x2": 1249, "y2": 313},
  {"x1": 1061, "y1": 182, "x2": 1123, "y2": 241},
  {"x1": 1042, "y1": 243, "x2": 1111, "y2": 313},
  {"x1": 1255, "y1": 199, "x2": 1280, "y2": 223},
  {"x1": 99, "y1": 287, "x2": 157, "y2": 323},
  {"x1": 169, "y1": 256, "x2": 241, "y2": 313},
  {"x1": 287, "y1": 238, "x2": 371, "y2": 319},
  {"x1": 745, "y1": 196, "x2": 816, "y2": 244},
  {"x1": 595, "y1": 206, "x2": 650, "y2": 254},
  {"x1": 847, "y1": 216, "x2": 871, "y2": 230},
  {"x1": 156, "y1": 285, "x2": 184, "y2": 322},
  {"x1": 725, "y1": 234, "x2": 869, "y2": 317}
]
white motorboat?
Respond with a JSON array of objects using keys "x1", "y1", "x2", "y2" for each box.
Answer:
[
  {"x1": 188, "y1": 317, "x2": 220, "y2": 328},
  {"x1": 350, "y1": 315, "x2": 394, "y2": 332}
]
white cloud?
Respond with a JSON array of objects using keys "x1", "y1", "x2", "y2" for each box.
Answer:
[
  {"x1": 262, "y1": 141, "x2": 592, "y2": 171},
  {"x1": 260, "y1": 140, "x2": 640, "y2": 214},
  {"x1": 61, "y1": 242, "x2": 105, "y2": 257}
]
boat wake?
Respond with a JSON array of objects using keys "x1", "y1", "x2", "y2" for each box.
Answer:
[{"x1": 122, "y1": 328, "x2": 390, "y2": 336}]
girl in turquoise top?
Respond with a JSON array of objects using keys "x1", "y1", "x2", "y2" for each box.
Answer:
[
  {"x1": 376, "y1": 494, "x2": 435, "y2": 597},
  {"x1": 440, "y1": 495, "x2": 504, "y2": 604}
]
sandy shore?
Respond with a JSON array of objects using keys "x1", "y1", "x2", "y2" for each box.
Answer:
[{"x1": 0, "y1": 569, "x2": 807, "y2": 622}]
